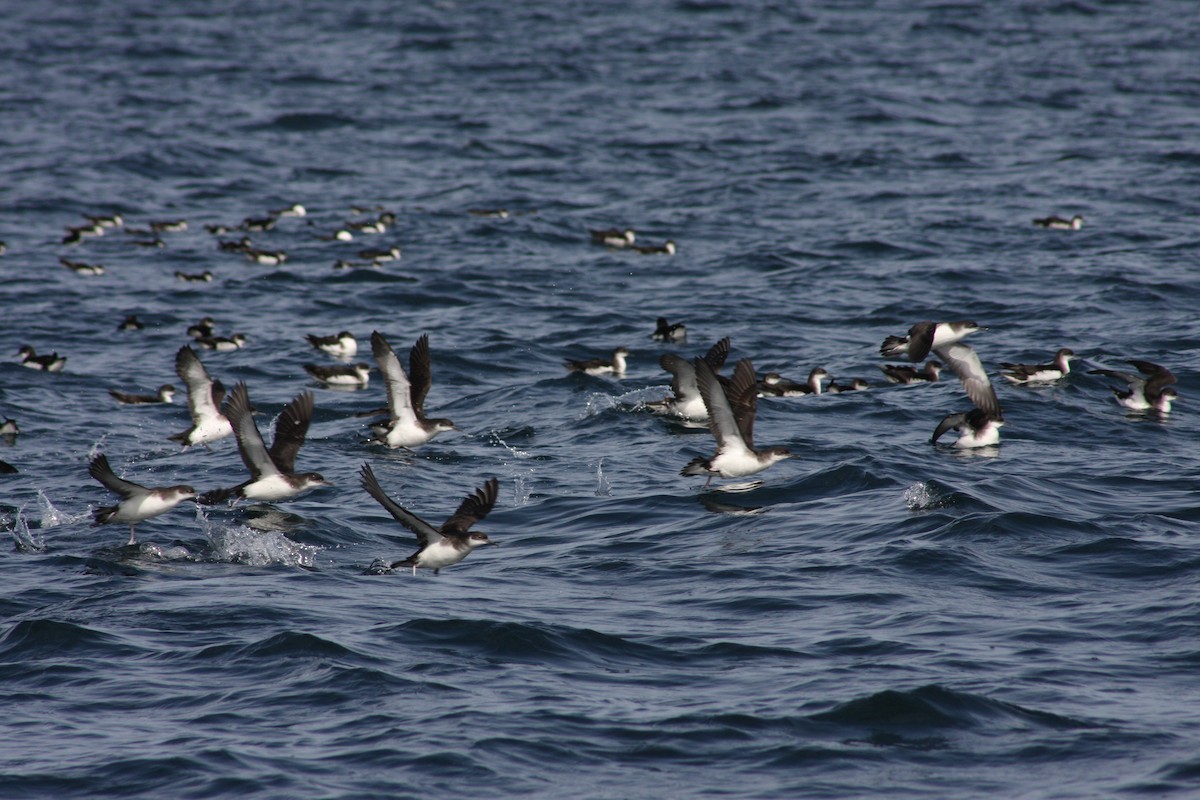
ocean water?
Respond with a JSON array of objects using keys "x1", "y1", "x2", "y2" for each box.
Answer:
[{"x1": 2, "y1": 0, "x2": 1200, "y2": 797}]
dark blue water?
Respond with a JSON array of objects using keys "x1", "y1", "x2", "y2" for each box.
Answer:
[{"x1": 3, "y1": 0, "x2": 1200, "y2": 797}]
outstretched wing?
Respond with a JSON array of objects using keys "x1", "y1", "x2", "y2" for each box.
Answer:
[
  {"x1": 269, "y1": 391, "x2": 314, "y2": 473},
  {"x1": 408, "y1": 334, "x2": 433, "y2": 418},
  {"x1": 175, "y1": 345, "x2": 219, "y2": 424},
  {"x1": 441, "y1": 477, "x2": 499, "y2": 537},
  {"x1": 371, "y1": 331, "x2": 417, "y2": 426},
  {"x1": 727, "y1": 359, "x2": 760, "y2": 447},
  {"x1": 225, "y1": 382, "x2": 278, "y2": 480},
  {"x1": 702, "y1": 337, "x2": 731, "y2": 372},
  {"x1": 359, "y1": 463, "x2": 440, "y2": 547},
  {"x1": 935, "y1": 342, "x2": 1002, "y2": 418},
  {"x1": 88, "y1": 454, "x2": 144, "y2": 499}
]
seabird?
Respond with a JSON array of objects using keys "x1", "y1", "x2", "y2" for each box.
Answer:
[
  {"x1": 198, "y1": 382, "x2": 329, "y2": 504},
  {"x1": 187, "y1": 317, "x2": 217, "y2": 339},
  {"x1": 932, "y1": 408, "x2": 1004, "y2": 448},
  {"x1": 682, "y1": 357, "x2": 792, "y2": 487},
  {"x1": 168, "y1": 345, "x2": 233, "y2": 448},
  {"x1": 358, "y1": 245, "x2": 401, "y2": 263},
  {"x1": 244, "y1": 248, "x2": 287, "y2": 266},
  {"x1": 651, "y1": 317, "x2": 687, "y2": 342},
  {"x1": 150, "y1": 219, "x2": 188, "y2": 232},
  {"x1": 880, "y1": 320, "x2": 985, "y2": 363},
  {"x1": 881, "y1": 361, "x2": 942, "y2": 384},
  {"x1": 1089, "y1": 360, "x2": 1178, "y2": 414},
  {"x1": 60, "y1": 258, "x2": 105, "y2": 276},
  {"x1": 1001, "y1": 348, "x2": 1076, "y2": 384},
  {"x1": 564, "y1": 347, "x2": 630, "y2": 376},
  {"x1": 241, "y1": 216, "x2": 276, "y2": 232},
  {"x1": 306, "y1": 331, "x2": 358, "y2": 358},
  {"x1": 118, "y1": 314, "x2": 145, "y2": 331},
  {"x1": 304, "y1": 362, "x2": 371, "y2": 387},
  {"x1": 217, "y1": 236, "x2": 252, "y2": 252},
  {"x1": 633, "y1": 240, "x2": 677, "y2": 255},
  {"x1": 88, "y1": 453, "x2": 197, "y2": 545},
  {"x1": 646, "y1": 337, "x2": 731, "y2": 421},
  {"x1": 1033, "y1": 214, "x2": 1084, "y2": 230},
  {"x1": 758, "y1": 367, "x2": 831, "y2": 396},
  {"x1": 85, "y1": 213, "x2": 123, "y2": 228},
  {"x1": 17, "y1": 346, "x2": 66, "y2": 372},
  {"x1": 0, "y1": 418, "x2": 19, "y2": 435},
  {"x1": 196, "y1": 333, "x2": 246, "y2": 351},
  {"x1": 359, "y1": 464, "x2": 498, "y2": 576},
  {"x1": 109, "y1": 384, "x2": 176, "y2": 405},
  {"x1": 589, "y1": 228, "x2": 636, "y2": 248},
  {"x1": 269, "y1": 203, "x2": 307, "y2": 217},
  {"x1": 175, "y1": 270, "x2": 214, "y2": 283},
  {"x1": 369, "y1": 331, "x2": 456, "y2": 448},
  {"x1": 827, "y1": 378, "x2": 870, "y2": 393}
]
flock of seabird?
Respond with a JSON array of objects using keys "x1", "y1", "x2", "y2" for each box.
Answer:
[{"x1": 0, "y1": 206, "x2": 1178, "y2": 573}]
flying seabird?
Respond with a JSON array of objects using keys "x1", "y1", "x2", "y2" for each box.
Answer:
[
  {"x1": 651, "y1": 317, "x2": 687, "y2": 343},
  {"x1": 368, "y1": 331, "x2": 456, "y2": 448},
  {"x1": 646, "y1": 337, "x2": 730, "y2": 421},
  {"x1": 169, "y1": 345, "x2": 232, "y2": 448},
  {"x1": 682, "y1": 357, "x2": 792, "y2": 487},
  {"x1": 88, "y1": 453, "x2": 197, "y2": 545},
  {"x1": 199, "y1": 383, "x2": 329, "y2": 504},
  {"x1": 359, "y1": 464, "x2": 498, "y2": 575}
]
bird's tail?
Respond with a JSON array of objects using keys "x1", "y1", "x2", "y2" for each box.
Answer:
[
  {"x1": 197, "y1": 487, "x2": 236, "y2": 506},
  {"x1": 680, "y1": 457, "x2": 710, "y2": 477},
  {"x1": 880, "y1": 335, "x2": 910, "y2": 359},
  {"x1": 92, "y1": 505, "x2": 118, "y2": 526}
]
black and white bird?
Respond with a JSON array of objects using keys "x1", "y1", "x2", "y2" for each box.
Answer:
[
  {"x1": 118, "y1": 314, "x2": 145, "y2": 331},
  {"x1": 633, "y1": 240, "x2": 677, "y2": 255},
  {"x1": 17, "y1": 346, "x2": 66, "y2": 372},
  {"x1": 651, "y1": 317, "x2": 687, "y2": 343},
  {"x1": 682, "y1": 358, "x2": 792, "y2": 487},
  {"x1": 826, "y1": 378, "x2": 870, "y2": 393},
  {"x1": 1033, "y1": 214, "x2": 1084, "y2": 230},
  {"x1": 758, "y1": 367, "x2": 831, "y2": 397},
  {"x1": 881, "y1": 361, "x2": 942, "y2": 384},
  {"x1": 199, "y1": 383, "x2": 330, "y2": 504},
  {"x1": 88, "y1": 454, "x2": 197, "y2": 545},
  {"x1": 564, "y1": 347, "x2": 630, "y2": 376},
  {"x1": 60, "y1": 258, "x2": 105, "y2": 276},
  {"x1": 305, "y1": 331, "x2": 358, "y2": 358},
  {"x1": 304, "y1": 362, "x2": 371, "y2": 387},
  {"x1": 109, "y1": 384, "x2": 176, "y2": 405},
  {"x1": 360, "y1": 464, "x2": 498, "y2": 576},
  {"x1": 1001, "y1": 348, "x2": 1076, "y2": 384},
  {"x1": 646, "y1": 337, "x2": 730, "y2": 421},
  {"x1": 169, "y1": 345, "x2": 233, "y2": 448},
  {"x1": 882, "y1": 321, "x2": 1003, "y2": 447},
  {"x1": 196, "y1": 333, "x2": 246, "y2": 351},
  {"x1": 186, "y1": 317, "x2": 217, "y2": 339},
  {"x1": 589, "y1": 228, "x2": 636, "y2": 248},
  {"x1": 368, "y1": 331, "x2": 456, "y2": 449},
  {"x1": 1089, "y1": 360, "x2": 1178, "y2": 414}
]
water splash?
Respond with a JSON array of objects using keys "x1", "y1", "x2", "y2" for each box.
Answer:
[
  {"x1": 6, "y1": 507, "x2": 45, "y2": 552},
  {"x1": 904, "y1": 481, "x2": 943, "y2": 511},
  {"x1": 582, "y1": 392, "x2": 618, "y2": 418},
  {"x1": 196, "y1": 505, "x2": 319, "y2": 567},
  {"x1": 490, "y1": 431, "x2": 532, "y2": 459},
  {"x1": 593, "y1": 457, "x2": 611, "y2": 497},
  {"x1": 37, "y1": 491, "x2": 86, "y2": 529}
]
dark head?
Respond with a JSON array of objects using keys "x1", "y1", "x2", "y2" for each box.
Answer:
[{"x1": 298, "y1": 472, "x2": 332, "y2": 491}]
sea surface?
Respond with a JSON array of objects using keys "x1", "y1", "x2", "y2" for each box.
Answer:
[{"x1": 2, "y1": 1, "x2": 1200, "y2": 797}]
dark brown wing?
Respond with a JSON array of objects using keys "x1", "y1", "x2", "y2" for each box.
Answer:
[
  {"x1": 359, "y1": 463, "x2": 439, "y2": 547},
  {"x1": 726, "y1": 359, "x2": 759, "y2": 447},
  {"x1": 88, "y1": 454, "x2": 144, "y2": 499},
  {"x1": 408, "y1": 334, "x2": 432, "y2": 418},
  {"x1": 702, "y1": 337, "x2": 731, "y2": 372},
  {"x1": 269, "y1": 391, "x2": 314, "y2": 473},
  {"x1": 440, "y1": 477, "x2": 499, "y2": 537},
  {"x1": 1129, "y1": 360, "x2": 1176, "y2": 404}
]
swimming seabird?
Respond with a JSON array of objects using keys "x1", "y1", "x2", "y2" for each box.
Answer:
[
  {"x1": 826, "y1": 378, "x2": 870, "y2": 393},
  {"x1": 633, "y1": 240, "x2": 677, "y2": 255},
  {"x1": 758, "y1": 367, "x2": 831, "y2": 396},
  {"x1": 647, "y1": 337, "x2": 731, "y2": 421},
  {"x1": 175, "y1": 270, "x2": 214, "y2": 283},
  {"x1": 109, "y1": 384, "x2": 176, "y2": 405},
  {"x1": 118, "y1": 315, "x2": 145, "y2": 331},
  {"x1": 306, "y1": 331, "x2": 358, "y2": 358},
  {"x1": 589, "y1": 228, "x2": 636, "y2": 248},
  {"x1": 241, "y1": 216, "x2": 276, "y2": 232},
  {"x1": 88, "y1": 453, "x2": 197, "y2": 545},
  {"x1": 150, "y1": 219, "x2": 188, "y2": 232},
  {"x1": 196, "y1": 333, "x2": 246, "y2": 351},
  {"x1": 1001, "y1": 348, "x2": 1076, "y2": 384},
  {"x1": 359, "y1": 464, "x2": 498, "y2": 576},
  {"x1": 187, "y1": 317, "x2": 217, "y2": 339},
  {"x1": 646, "y1": 337, "x2": 731, "y2": 421},
  {"x1": 198, "y1": 383, "x2": 330, "y2": 504},
  {"x1": 217, "y1": 236, "x2": 252, "y2": 252},
  {"x1": 17, "y1": 346, "x2": 66, "y2": 372},
  {"x1": 304, "y1": 362, "x2": 371, "y2": 387},
  {"x1": 1033, "y1": 214, "x2": 1084, "y2": 230},
  {"x1": 881, "y1": 361, "x2": 942, "y2": 384},
  {"x1": 682, "y1": 357, "x2": 792, "y2": 487},
  {"x1": 85, "y1": 213, "x2": 123, "y2": 228},
  {"x1": 244, "y1": 248, "x2": 287, "y2": 266},
  {"x1": 169, "y1": 345, "x2": 233, "y2": 448},
  {"x1": 368, "y1": 331, "x2": 456, "y2": 448},
  {"x1": 651, "y1": 317, "x2": 687, "y2": 342},
  {"x1": 1089, "y1": 360, "x2": 1178, "y2": 414},
  {"x1": 0, "y1": 418, "x2": 18, "y2": 436},
  {"x1": 358, "y1": 245, "x2": 401, "y2": 263},
  {"x1": 269, "y1": 203, "x2": 307, "y2": 218},
  {"x1": 60, "y1": 258, "x2": 105, "y2": 276},
  {"x1": 564, "y1": 347, "x2": 630, "y2": 376}
]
